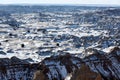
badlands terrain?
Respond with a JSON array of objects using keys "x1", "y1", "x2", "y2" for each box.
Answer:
[{"x1": 0, "y1": 5, "x2": 120, "y2": 80}]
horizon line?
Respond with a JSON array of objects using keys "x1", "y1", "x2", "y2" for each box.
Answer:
[{"x1": 0, "y1": 3, "x2": 120, "y2": 7}]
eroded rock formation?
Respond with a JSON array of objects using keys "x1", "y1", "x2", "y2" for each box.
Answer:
[{"x1": 70, "y1": 64, "x2": 102, "y2": 80}]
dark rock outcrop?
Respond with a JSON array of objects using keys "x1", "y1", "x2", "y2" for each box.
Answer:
[{"x1": 0, "y1": 51, "x2": 6, "y2": 55}]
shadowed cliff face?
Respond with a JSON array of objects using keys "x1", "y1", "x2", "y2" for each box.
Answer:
[{"x1": 0, "y1": 56, "x2": 38, "y2": 80}]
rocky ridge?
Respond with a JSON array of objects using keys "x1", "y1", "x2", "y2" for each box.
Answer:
[
  {"x1": 0, "y1": 47, "x2": 120, "y2": 80},
  {"x1": 33, "y1": 46, "x2": 120, "y2": 80}
]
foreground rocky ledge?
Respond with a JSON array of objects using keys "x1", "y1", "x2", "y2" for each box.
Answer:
[
  {"x1": 0, "y1": 47, "x2": 120, "y2": 80},
  {"x1": 34, "y1": 46, "x2": 120, "y2": 80}
]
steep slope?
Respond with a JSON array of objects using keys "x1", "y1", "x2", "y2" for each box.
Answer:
[
  {"x1": 34, "y1": 47, "x2": 120, "y2": 80},
  {"x1": 34, "y1": 53, "x2": 83, "y2": 80},
  {"x1": 83, "y1": 47, "x2": 120, "y2": 80},
  {"x1": 0, "y1": 47, "x2": 120, "y2": 80},
  {"x1": 0, "y1": 56, "x2": 38, "y2": 80}
]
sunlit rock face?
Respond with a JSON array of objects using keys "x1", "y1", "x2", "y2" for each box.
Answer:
[
  {"x1": 33, "y1": 71, "x2": 47, "y2": 80},
  {"x1": 34, "y1": 47, "x2": 120, "y2": 80},
  {"x1": 0, "y1": 47, "x2": 119, "y2": 80},
  {"x1": 33, "y1": 54, "x2": 83, "y2": 80},
  {"x1": 70, "y1": 64, "x2": 102, "y2": 80},
  {"x1": 83, "y1": 47, "x2": 120, "y2": 80}
]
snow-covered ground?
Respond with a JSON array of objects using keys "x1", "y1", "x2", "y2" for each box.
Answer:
[{"x1": 0, "y1": 6, "x2": 120, "y2": 63}]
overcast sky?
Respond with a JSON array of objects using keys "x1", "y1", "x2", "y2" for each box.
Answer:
[{"x1": 0, "y1": 0, "x2": 120, "y2": 5}]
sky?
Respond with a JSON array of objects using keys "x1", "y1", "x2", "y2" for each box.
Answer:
[{"x1": 0, "y1": 0, "x2": 120, "y2": 5}]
